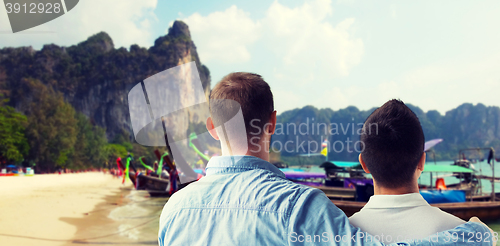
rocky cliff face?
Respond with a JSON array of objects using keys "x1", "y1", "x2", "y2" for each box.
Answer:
[
  {"x1": 274, "y1": 103, "x2": 500, "y2": 161},
  {"x1": 0, "y1": 21, "x2": 210, "y2": 141}
]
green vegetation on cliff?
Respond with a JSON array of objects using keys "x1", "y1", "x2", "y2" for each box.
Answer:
[
  {"x1": 0, "y1": 98, "x2": 29, "y2": 163},
  {"x1": 0, "y1": 21, "x2": 210, "y2": 171}
]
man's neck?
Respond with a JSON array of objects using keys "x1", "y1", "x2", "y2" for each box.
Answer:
[
  {"x1": 244, "y1": 149, "x2": 269, "y2": 162},
  {"x1": 373, "y1": 182, "x2": 420, "y2": 195},
  {"x1": 220, "y1": 145, "x2": 269, "y2": 162}
]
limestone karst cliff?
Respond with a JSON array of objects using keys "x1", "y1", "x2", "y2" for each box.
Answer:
[{"x1": 0, "y1": 21, "x2": 210, "y2": 141}]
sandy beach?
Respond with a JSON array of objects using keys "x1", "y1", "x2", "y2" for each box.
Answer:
[
  {"x1": 0, "y1": 172, "x2": 129, "y2": 246},
  {"x1": 3, "y1": 172, "x2": 500, "y2": 246}
]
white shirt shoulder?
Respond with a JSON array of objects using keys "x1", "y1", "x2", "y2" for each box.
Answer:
[{"x1": 349, "y1": 193, "x2": 465, "y2": 243}]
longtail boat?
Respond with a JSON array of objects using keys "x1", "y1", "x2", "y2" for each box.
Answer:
[
  {"x1": 309, "y1": 146, "x2": 500, "y2": 221},
  {"x1": 333, "y1": 200, "x2": 500, "y2": 221},
  {"x1": 117, "y1": 138, "x2": 206, "y2": 197},
  {"x1": 286, "y1": 160, "x2": 500, "y2": 221},
  {"x1": 116, "y1": 152, "x2": 183, "y2": 197}
]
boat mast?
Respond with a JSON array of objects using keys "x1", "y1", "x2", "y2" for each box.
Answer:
[{"x1": 491, "y1": 148, "x2": 496, "y2": 202}]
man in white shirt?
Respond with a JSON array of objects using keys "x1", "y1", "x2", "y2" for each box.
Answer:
[{"x1": 349, "y1": 99, "x2": 465, "y2": 244}]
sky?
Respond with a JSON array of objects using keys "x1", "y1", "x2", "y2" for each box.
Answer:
[{"x1": 1, "y1": 0, "x2": 499, "y2": 115}]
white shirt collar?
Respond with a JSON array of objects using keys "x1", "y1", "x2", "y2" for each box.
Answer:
[{"x1": 362, "y1": 193, "x2": 429, "y2": 209}]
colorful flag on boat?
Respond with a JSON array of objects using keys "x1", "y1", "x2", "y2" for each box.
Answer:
[
  {"x1": 321, "y1": 139, "x2": 328, "y2": 148},
  {"x1": 321, "y1": 147, "x2": 328, "y2": 157}
]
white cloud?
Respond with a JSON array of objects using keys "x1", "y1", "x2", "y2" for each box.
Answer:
[
  {"x1": 390, "y1": 5, "x2": 397, "y2": 20},
  {"x1": 264, "y1": 0, "x2": 364, "y2": 110},
  {"x1": 376, "y1": 81, "x2": 401, "y2": 101},
  {"x1": 336, "y1": 0, "x2": 355, "y2": 5},
  {"x1": 254, "y1": 0, "x2": 363, "y2": 113},
  {"x1": 299, "y1": 51, "x2": 500, "y2": 114},
  {"x1": 182, "y1": 6, "x2": 261, "y2": 64},
  {"x1": 180, "y1": 0, "x2": 364, "y2": 112},
  {"x1": 365, "y1": 53, "x2": 500, "y2": 114},
  {"x1": 0, "y1": 0, "x2": 158, "y2": 49},
  {"x1": 311, "y1": 86, "x2": 361, "y2": 110},
  {"x1": 273, "y1": 90, "x2": 302, "y2": 113},
  {"x1": 275, "y1": 16, "x2": 362, "y2": 76},
  {"x1": 183, "y1": 0, "x2": 363, "y2": 81},
  {"x1": 264, "y1": 0, "x2": 364, "y2": 82}
]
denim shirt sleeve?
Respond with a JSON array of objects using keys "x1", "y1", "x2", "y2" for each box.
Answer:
[{"x1": 287, "y1": 188, "x2": 494, "y2": 246}]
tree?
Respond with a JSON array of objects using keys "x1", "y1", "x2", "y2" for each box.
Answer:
[
  {"x1": 23, "y1": 79, "x2": 78, "y2": 172},
  {"x1": 104, "y1": 143, "x2": 128, "y2": 165},
  {"x1": 68, "y1": 112, "x2": 108, "y2": 170},
  {"x1": 0, "y1": 100, "x2": 29, "y2": 163}
]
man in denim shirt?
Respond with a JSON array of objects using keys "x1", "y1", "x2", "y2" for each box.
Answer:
[{"x1": 159, "y1": 72, "x2": 494, "y2": 246}]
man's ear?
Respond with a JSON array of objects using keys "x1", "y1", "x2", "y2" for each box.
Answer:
[
  {"x1": 359, "y1": 154, "x2": 370, "y2": 174},
  {"x1": 206, "y1": 117, "x2": 219, "y2": 140},
  {"x1": 265, "y1": 111, "x2": 277, "y2": 135},
  {"x1": 417, "y1": 152, "x2": 426, "y2": 172}
]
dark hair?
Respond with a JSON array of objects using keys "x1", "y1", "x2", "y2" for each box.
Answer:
[
  {"x1": 360, "y1": 99, "x2": 424, "y2": 188},
  {"x1": 209, "y1": 72, "x2": 274, "y2": 139}
]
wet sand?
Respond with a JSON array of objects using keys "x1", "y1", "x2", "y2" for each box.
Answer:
[
  {"x1": 0, "y1": 172, "x2": 129, "y2": 246},
  {"x1": 63, "y1": 187, "x2": 167, "y2": 245}
]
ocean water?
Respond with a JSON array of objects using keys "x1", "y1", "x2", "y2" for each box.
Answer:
[{"x1": 419, "y1": 160, "x2": 500, "y2": 194}]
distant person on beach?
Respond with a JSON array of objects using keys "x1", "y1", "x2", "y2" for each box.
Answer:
[
  {"x1": 349, "y1": 99, "x2": 465, "y2": 243},
  {"x1": 158, "y1": 73, "x2": 493, "y2": 246}
]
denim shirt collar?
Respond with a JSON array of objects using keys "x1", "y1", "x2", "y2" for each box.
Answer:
[{"x1": 205, "y1": 155, "x2": 286, "y2": 179}]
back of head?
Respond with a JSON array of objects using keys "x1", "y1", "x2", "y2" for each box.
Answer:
[
  {"x1": 360, "y1": 99, "x2": 424, "y2": 189},
  {"x1": 209, "y1": 72, "x2": 274, "y2": 147}
]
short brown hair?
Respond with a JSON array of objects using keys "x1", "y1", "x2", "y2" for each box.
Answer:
[
  {"x1": 209, "y1": 72, "x2": 274, "y2": 138},
  {"x1": 361, "y1": 99, "x2": 425, "y2": 188}
]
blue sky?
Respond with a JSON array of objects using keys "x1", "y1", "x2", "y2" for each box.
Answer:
[{"x1": 1, "y1": 0, "x2": 499, "y2": 114}]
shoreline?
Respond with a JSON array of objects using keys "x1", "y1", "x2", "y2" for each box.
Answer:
[
  {"x1": 64, "y1": 187, "x2": 161, "y2": 245},
  {"x1": 0, "y1": 172, "x2": 129, "y2": 246}
]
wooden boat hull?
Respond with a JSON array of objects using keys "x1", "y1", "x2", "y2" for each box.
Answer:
[
  {"x1": 332, "y1": 200, "x2": 500, "y2": 221},
  {"x1": 434, "y1": 201, "x2": 500, "y2": 221},
  {"x1": 332, "y1": 200, "x2": 365, "y2": 217},
  {"x1": 121, "y1": 169, "x2": 172, "y2": 197},
  {"x1": 117, "y1": 158, "x2": 173, "y2": 197},
  {"x1": 136, "y1": 173, "x2": 194, "y2": 197},
  {"x1": 313, "y1": 186, "x2": 356, "y2": 200},
  {"x1": 136, "y1": 174, "x2": 169, "y2": 192}
]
